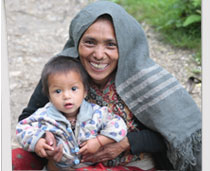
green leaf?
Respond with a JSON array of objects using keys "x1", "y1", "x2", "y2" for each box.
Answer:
[
  {"x1": 183, "y1": 15, "x2": 201, "y2": 27},
  {"x1": 196, "y1": 9, "x2": 201, "y2": 14}
]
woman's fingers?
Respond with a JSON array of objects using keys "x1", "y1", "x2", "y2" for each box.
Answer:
[
  {"x1": 81, "y1": 141, "x2": 125, "y2": 163},
  {"x1": 43, "y1": 143, "x2": 54, "y2": 151},
  {"x1": 40, "y1": 148, "x2": 47, "y2": 158},
  {"x1": 81, "y1": 147, "x2": 107, "y2": 162},
  {"x1": 53, "y1": 144, "x2": 63, "y2": 162},
  {"x1": 46, "y1": 146, "x2": 58, "y2": 158},
  {"x1": 82, "y1": 153, "x2": 109, "y2": 163},
  {"x1": 78, "y1": 145, "x2": 87, "y2": 154},
  {"x1": 80, "y1": 141, "x2": 87, "y2": 147},
  {"x1": 45, "y1": 131, "x2": 55, "y2": 146}
]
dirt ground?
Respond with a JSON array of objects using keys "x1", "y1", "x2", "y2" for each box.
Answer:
[{"x1": 5, "y1": 0, "x2": 201, "y2": 151}]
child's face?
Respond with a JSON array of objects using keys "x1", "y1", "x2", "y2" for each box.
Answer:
[{"x1": 48, "y1": 70, "x2": 87, "y2": 120}]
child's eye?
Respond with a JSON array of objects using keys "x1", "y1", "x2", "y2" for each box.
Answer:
[
  {"x1": 55, "y1": 89, "x2": 61, "y2": 94},
  {"x1": 72, "y1": 87, "x2": 78, "y2": 91}
]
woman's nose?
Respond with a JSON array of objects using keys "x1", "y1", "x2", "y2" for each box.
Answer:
[{"x1": 93, "y1": 45, "x2": 105, "y2": 60}]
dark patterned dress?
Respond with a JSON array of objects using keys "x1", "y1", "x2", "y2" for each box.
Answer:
[{"x1": 86, "y1": 77, "x2": 143, "y2": 166}]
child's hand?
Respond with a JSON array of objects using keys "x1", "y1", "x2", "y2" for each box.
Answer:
[
  {"x1": 78, "y1": 138, "x2": 101, "y2": 155},
  {"x1": 35, "y1": 138, "x2": 54, "y2": 158}
]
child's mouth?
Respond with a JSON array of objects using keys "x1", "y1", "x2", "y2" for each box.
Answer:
[{"x1": 64, "y1": 103, "x2": 73, "y2": 109}]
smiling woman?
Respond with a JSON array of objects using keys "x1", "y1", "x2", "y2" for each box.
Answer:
[{"x1": 79, "y1": 15, "x2": 119, "y2": 87}]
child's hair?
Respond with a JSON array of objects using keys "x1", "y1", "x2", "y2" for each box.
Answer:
[{"x1": 41, "y1": 56, "x2": 89, "y2": 97}]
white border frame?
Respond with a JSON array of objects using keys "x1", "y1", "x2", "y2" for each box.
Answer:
[
  {"x1": 202, "y1": 0, "x2": 210, "y2": 170},
  {"x1": 1, "y1": 0, "x2": 12, "y2": 170}
]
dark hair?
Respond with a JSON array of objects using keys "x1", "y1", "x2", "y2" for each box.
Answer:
[
  {"x1": 41, "y1": 56, "x2": 89, "y2": 97},
  {"x1": 97, "y1": 14, "x2": 113, "y2": 22}
]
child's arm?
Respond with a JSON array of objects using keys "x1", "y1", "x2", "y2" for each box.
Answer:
[
  {"x1": 78, "y1": 106, "x2": 127, "y2": 155},
  {"x1": 99, "y1": 107, "x2": 128, "y2": 142},
  {"x1": 78, "y1": 135, "x2": 114, "y2": 155},
  {"x1": 16, "y1": 116, "x2": 46, "y2": 152},
  {"x1": 17, "y1": 120, "x2": 55, "y2": 158}
]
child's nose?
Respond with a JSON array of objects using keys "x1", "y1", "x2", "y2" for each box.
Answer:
[{"x1": 63, "y1": 91, "x2": 71, "y2": 99}]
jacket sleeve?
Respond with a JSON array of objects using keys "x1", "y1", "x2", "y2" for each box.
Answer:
[
  {"x1": 18, "y1": 79, "x2": 49, "y2": 121},
  {"x1": 99, "y1": 107, "x2": 127, "y2": 142},
  {"x1": 16, "y1": 115, "x2": 46, "y2": 152}
]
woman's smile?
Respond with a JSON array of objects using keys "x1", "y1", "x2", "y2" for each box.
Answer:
[{"x1": 90, "y1": 61, "x2": 109, "y2": 71}]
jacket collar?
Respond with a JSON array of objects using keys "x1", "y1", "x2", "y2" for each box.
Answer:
[{"x1": 47, "y1": 100, "x2": 93, "y2": 123}]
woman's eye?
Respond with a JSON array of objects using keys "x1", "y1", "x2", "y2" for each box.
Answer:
[
  {"x1": 107, "y1": 42, "x2": 117, "y2": 48},
  {"x1": 85, "y1": 40, "x2": 95, "y2": 46},
  {"x1": 83, "y1": 39, "x2": 95, "y2": 46},
  {"x1": 55, "y1": 89, "x2": 61, "y2": 94},
  {"x1": 85, "y1": 40, "x2": 93, "y2": 44},
  {"x1": 72, "y1": 87, "x2": 77, "y2": 91}
]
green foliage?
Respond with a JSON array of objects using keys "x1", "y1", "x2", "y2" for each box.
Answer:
[
  {"x1": 183, "y1": 14, "x2": 201, "y2": 27},
  {"x1": 111, "y1": 0, "x2": 201, "y2": 65},
  {"x1": 165, "y1": 0, "x2": 201, "y2": 29}
]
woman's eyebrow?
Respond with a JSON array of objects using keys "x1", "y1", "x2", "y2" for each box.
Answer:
[
  {"x1": 83, "y1": 35, "x2": 116, "y2": 41},
  {"x1": 82, "y1": 36, "x2": 95, "y2": 40},
  {"x1": 105, "y1": 39, "x2": 117, "y2": 43}
]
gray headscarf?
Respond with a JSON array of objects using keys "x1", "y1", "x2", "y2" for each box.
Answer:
[{"x1": 57, "y1": 1, "x2": 201, "y2": 170}]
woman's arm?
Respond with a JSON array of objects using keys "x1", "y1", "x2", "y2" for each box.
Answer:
[
  {"x1": 127, "y1": 115, "x2": 167, "y2": 154},
  {"x1": 79, "y1": 135, "x2": 115, "y2": 155},
  {"x1": 81, "y1": 129, "x2": 165, "y2": 162},
  {"x1": 127, "y1": 130, "x2": 166, "y2": 154},
  {"x1": 81, "y1": 136, "x2": 130, "y2": 163},
  {"x1": 19, "y1": 79, "x2": 49, "y2": 121},
  {"x1": 81, "y1": 129, "x2": 173, "y2": 169}
]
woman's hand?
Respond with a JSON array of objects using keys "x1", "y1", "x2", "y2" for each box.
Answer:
[
  {"x1": 78, "y1": 138, "x2": 101, "y2": 155},
  {"x1": 81, "y1": 137, "x2": 130, "y2": 163},
  {"x1": 34, "y1": 138, "x2": 54, "y2": 158},
  {"x1": 44, "y1": 131, "x2": 63, "y2": 162},
  {"x1": 44, "y1": 131, "x2": 63, "y2": 171}
]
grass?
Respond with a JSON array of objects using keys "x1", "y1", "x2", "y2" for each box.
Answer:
[{"x1": 111, "y1": 0, "x2": 201, "y2": 65}]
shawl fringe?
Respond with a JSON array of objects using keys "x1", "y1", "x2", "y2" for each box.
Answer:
[{"x1": 167, "y1": 129, "x2": 201, "y2": 171}]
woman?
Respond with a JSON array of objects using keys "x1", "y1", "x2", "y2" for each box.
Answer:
[{"x1": 13, "y1": 1, "x2": 201, "y2": 171}]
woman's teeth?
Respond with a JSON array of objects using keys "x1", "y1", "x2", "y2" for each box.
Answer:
[{"x1": 90, "y1": 62, "x2": 108, "y2": 69}]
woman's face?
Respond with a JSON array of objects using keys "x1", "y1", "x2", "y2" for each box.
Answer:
[{"x1": 78, "y1": 18, "x2": 119, "y2": 87}]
